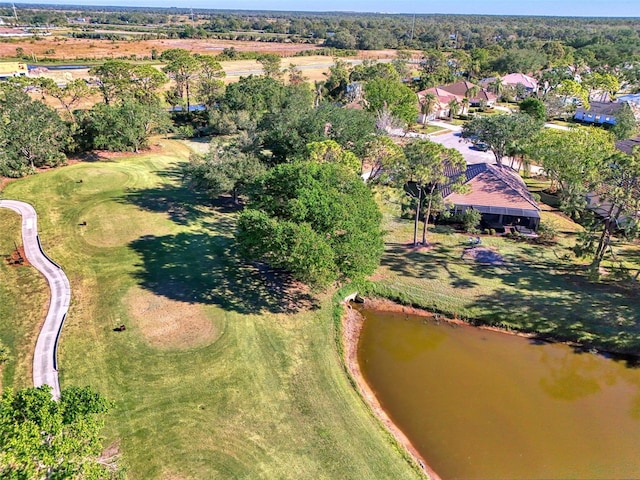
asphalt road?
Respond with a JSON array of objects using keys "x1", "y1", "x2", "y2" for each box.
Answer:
[{"x1": 0, "y1": 199, "x2": 70, "y2": 400}]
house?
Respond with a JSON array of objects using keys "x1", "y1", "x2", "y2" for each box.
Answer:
[
  {"x1": 574, "y1": 101, "x2": 625, "y2": 125},
  {"x1": 617, "y1": 94, "x2": 640, "y2": 107},
  {"x1": 417, "y1": 87, "x2": 459, "y2": 121},
  {"x1": 501, "y1": 73, "x2": 538, "y2": 93},
  {"x1": 442, "y1": 163, "x2": 541, "y2": 233},
  {"x1": 0, "y1": 62, "x2": 28, "y2": 80},
  {"x1": 417, "y1": 81, "x2": 497, "y2": 122},
  {"x1": 438, "y1": 80, "x2": 497, "y2": 107},
  {"x1": 615, "y1": 135, "x2": 640, "y2": 155}
]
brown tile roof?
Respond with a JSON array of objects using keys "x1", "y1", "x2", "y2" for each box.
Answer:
[
  {"x1": 615, "y1": 136, "x2": 640, "y2": 155},
  {"x1": 439, "y1": 80, "x2": 477, "y2": 97},
  {"x1": 418, "y1": 87, "x2": 460, "y2": 104},
  {"x1": 443, "y1": 163, "x2": 540, "y2": 213},
  {"x1": 436, "y1": 81, "x2": 497, "y2": 104}
]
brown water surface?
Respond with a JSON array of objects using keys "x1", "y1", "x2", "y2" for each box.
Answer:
[{"x1": 356, "y1": 307, "x2": 640, "y2": 479}]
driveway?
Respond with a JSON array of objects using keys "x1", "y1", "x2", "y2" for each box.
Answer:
[
  {"x1": 428, "y1": 131, "x2": 496, "y2": 165},
  {"x1": 0, "y1": 199, "x2": 70, "y2": 400}
]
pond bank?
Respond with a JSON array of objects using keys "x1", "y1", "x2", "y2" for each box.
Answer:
[{"x1": 341, "y1": 300, "x2": 441, "y2": 480}]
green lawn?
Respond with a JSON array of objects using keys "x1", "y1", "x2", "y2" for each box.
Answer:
[
  {"x1": 409, "y1": 124, "x2": 446, "y2": 135},
  {"x1": 0, "y1": 210, "x2": 49, "y2": 390},
  {"x1": 0, "y1": 141, "x2": 422, "y2": 479},
  {"x1": 3, "y1": 138, "x2": 639, "y2": 478},
  {"x1": 369, "y1": 191, "x2": 640, "y2": 354}
]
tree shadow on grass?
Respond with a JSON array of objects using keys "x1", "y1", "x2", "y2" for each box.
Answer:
[
  {"x1": 466, "y1": 260, "x2": 640, "y2": 354},
  {"x1": 381, "y1": 242, "x2": 479, "y2": 288},
  {"x1": 122, "y1": 167, "x2": 243, "y2": 225},
  {"x1": 118, "y1": 165, "x2": 205, "y2": 225},
  {"x1": 129, "y1": 232, "x2": 319, "y2": 315}
]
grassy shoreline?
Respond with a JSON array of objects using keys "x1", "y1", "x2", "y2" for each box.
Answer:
[{"x1": 366, "y1": 190, "x2": 640, "y2": 355}]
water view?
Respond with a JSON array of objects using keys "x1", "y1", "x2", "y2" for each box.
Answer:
[{"x1": 357, "y1": 307, "x2": 640, "y2": 479}]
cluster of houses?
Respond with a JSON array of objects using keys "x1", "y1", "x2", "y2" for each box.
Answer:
[
  {"x1": 417, "y1": 73, "x2": 537, "y2": 121},
  {"x1": 415, "y1": 72, "x2": 639, "y2": 235},
  {"x1": 417, "y1": 72, "x2": 634, "y2": 127}
]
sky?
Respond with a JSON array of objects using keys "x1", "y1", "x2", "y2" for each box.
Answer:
[{"x1": 12, "y1": 0, "x2": 640, "y2": 17}]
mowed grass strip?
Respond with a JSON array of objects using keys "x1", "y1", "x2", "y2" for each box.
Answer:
[
  {"x1": 372, "y1": 191, "x2": 640, "y2": 354},
  {"x1": 0, "y1": 140, "x2": 422, "y2": 479},
  {"x1": 0, "y1": 210, "x2": 49, "y2": 390}
]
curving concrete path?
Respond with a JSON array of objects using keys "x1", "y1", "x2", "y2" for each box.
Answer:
[{"x1": 0, "y1": 199, "x2": 70, "y2": 400}]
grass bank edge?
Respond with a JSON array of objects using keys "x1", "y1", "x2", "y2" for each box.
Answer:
[
  {"x1": 349, "y1": 278, "x2": 640, "y2": 357},
  {"x1": 331, "y1": 283, "x2": 429, "y2": 478}
]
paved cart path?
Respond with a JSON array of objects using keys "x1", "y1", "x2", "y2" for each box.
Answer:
[{"x1": 0, "y1": 199, "x2": 70, "y2": 400}]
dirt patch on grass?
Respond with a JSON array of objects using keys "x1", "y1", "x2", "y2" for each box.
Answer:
[
  {"x1": 461, "y1": 246, "x2": 505, "y2": 265},
  {"x1": 125, "y1": 287, "x2": 219, "y2": 350},
  {"x1": 5, "y1": 245, "x2": 29, "y2": 267}
]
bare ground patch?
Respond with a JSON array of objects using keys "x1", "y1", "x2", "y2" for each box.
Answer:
[
  {"x1": 461, "y1": 246, "x2": 505, "y2": 265},
  {"x1": 125, "y1": 287, "x2": 220, "y2": 350}
]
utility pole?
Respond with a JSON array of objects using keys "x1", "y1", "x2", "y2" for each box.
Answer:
[{"x1": 12, "y1": 3, "x2": 18, "y2": 25}]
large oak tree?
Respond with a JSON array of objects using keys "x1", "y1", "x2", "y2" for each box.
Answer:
[{"x1": 236, "y1": 162, "x2": 384, "y2": 287}]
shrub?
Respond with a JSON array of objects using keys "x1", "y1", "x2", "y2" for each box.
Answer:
[
  {"x1": 173, "y1": 125, "x2": 195, "y2": 139},
  {"x1": 462, "y1": 208, "x2": 482, "y2": 233},
  {"x1": 537, "y1": 220, "x2": 559, "y2": 243}
]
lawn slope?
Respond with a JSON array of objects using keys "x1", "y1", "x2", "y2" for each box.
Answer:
[{"x1": 371, "y1": 194, "x2": 640, "y2": 354}]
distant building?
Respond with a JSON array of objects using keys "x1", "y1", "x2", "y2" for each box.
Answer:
[
  {"x1": 0, "y1": 27, "x2": 32, "y2": 37},
  {"x1": 617, "y1": 94, "x2": 640, "y2": 106},
  {"x1": 574, "y1": 101, "x2": 625, "y2": 125},
  {"x1": 0, "y1": 62, "x2": 28, "y2": 80},
  {"x1": 615, "y1": 135, "x2": 640, "y2": 155},
  {"x1": 500, "y1": 73, "x2": 538, "y2": 92},
  {"x1": 417, "y1": 81, "x2": 497, "y2": 122}
]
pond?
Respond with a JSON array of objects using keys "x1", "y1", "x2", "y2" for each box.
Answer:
[{"x1": 356, "y1": 307, "x2": 640, "y2": 480}]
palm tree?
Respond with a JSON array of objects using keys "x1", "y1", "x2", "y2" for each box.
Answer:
[
  {"x1": 461, "y1": 98, "x2": 470, "y2": 115},
  {"x1": 420, "y1": 92, "x2": 437, "y2": 125},
  {"x1": 488, "y1": 77, "x2": 504, "y2": 98},
  {"x1": 464, "y1": 85, "x2": 480, "y2": 113},
  {"x1": 448, "y1": 98, "x2": 460, "y2": 119},
  {"x1": 313, "y1": 80, "x2": 326, "y2": 107}
]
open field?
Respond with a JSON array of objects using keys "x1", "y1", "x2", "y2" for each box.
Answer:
[
  {"x1": 0, "y1": 36, "x2": 398, "y2": 63},
  {"x1": 0, "y1": 37, "x2": 321, "y2": 61},
  {"x1": 368, "y1": 190, "x2": 640, "y2": 354},
  {"x1": 0, "y1": 140, "x2": 422, "y2": 479}
]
